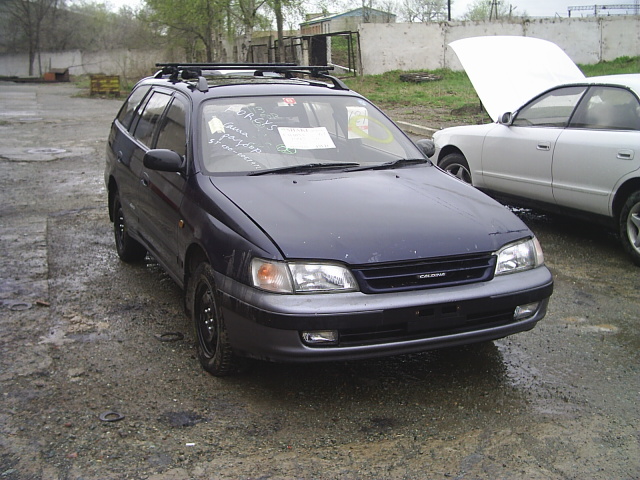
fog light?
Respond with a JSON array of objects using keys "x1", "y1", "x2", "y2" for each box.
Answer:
[
  {"x1": 302, "y1": 330, "x2": 338, "y2": 345},
  {"x1": 514, "y1": 302, "x2": 540, "y2": 320}
]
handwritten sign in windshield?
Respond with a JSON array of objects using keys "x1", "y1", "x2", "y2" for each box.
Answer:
[{"x1": 278, "y1": 127, "x2": 336, "y2": 150}]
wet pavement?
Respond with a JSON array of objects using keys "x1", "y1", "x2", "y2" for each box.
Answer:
[{"x1": 0, "y1": 82, "x2": 639, "y2": 479}]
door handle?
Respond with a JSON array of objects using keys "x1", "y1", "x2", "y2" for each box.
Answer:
[
  {"x1": 536, "y1": 142, "x2": 551, "y2": 151},
  {"x1": 140, "y1": 173, "x2": 150, "y2": 187},
  {"x1": 617, "y1": 149, "x2": 634, "y2": 160}
]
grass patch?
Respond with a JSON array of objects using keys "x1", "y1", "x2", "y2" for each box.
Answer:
[
  {"x1": 344, "y1": 69, "x2": 481, "y2": 112},
  {"x1": 579, "y1": 56, "x2": 640, "y2": 76},
  {"x1": 343, "y1": 56, "x2": 639, "y2": 116}
]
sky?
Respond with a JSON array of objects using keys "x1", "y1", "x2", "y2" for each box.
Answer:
[
  {"x1": 105, "y1": 0, "x2": 638, "y2": 19},
  {"x1": 450, "y1": 0, "x2": 639, "y2": 18}
]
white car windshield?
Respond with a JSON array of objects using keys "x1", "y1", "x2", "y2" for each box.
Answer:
[{"x1": 199, "y1": 95, "x2": 423, "y2": 174}]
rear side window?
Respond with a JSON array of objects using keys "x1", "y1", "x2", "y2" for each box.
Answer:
[
  {"x1": 117, "y1": 85, "x2": 151, "y2": 131},
  {"x1": 513, "y1": 86, "x2": 586, "y2": 127},
  {"x1": 133, "y1": 91, "x2": 172, "y2": 147},
  {"x1": 570, "y1": 86, "x2": 640, "y2": 131},
  {"x1": 155, "y1": 98, "x2": 188, "y2": 156}
]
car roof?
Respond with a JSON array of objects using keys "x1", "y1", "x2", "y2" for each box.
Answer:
[{"x1": 582, "y1": 74, "x2": 640, "y2": 95}]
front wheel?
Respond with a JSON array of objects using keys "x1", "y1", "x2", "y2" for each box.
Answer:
[
  {"x1": 188, "y1": 263, "x2": 236, "y2": 376},
  {"x1": 619, "y1": 190, "x2": 640, "y2": 266},
  {"x1": 439, "y1": 153, "x2": 472, "y2": 184}
]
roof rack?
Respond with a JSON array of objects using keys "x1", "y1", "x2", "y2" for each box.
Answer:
[{"x1": 153, "y1": 63, "x2": 349, "y2": 92}]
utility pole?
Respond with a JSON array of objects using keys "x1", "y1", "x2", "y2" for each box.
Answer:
[{"x1": 489, "y1": 0, "x2": 499, "y2": 20}]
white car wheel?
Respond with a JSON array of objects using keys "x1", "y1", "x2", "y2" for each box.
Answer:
[
  {"x1": 440, "y1": 153, "x2": 472, "y2": 184},
  {"x1": 620, "y1": 191, "x2": 640, "y2": 266}
]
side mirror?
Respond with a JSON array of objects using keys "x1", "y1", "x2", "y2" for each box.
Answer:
[
  {"x1": 416, "y1": 139, "x2": 436, "y2": 158},
  {"x1": 143, "y1": 149, "x2": 184, "y2": 172},
  {"x1": 499, "y1": 112, "x2": 513, "y2": 125}
]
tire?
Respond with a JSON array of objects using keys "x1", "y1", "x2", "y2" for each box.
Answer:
[
  {"x1": 440, "y1": 153, "x2": 472, "y2": 184},
  {"x1": 619, "y1": 190, "x2": 640, "y2": 266},
  {"x1": 189, "y1": 263, "x2": 236, "y2": 376},
  {"x1": 112, "y1": 192, "x2": 147, "y2": 262}
]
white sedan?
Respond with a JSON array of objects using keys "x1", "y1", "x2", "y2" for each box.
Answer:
[{"x1": 433, "y1": 36, "x2": 640, "y2": 266}]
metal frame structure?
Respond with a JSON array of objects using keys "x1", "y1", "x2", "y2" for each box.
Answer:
[{"x1": 568, "y1": 3, "x2": 640, "y2": 16}]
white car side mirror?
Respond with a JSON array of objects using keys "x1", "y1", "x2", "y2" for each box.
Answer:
[{"x1": 499, "y1": 112, "x2": 513, "y2": 125}]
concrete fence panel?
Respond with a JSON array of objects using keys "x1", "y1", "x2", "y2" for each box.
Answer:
[
  {"x1": 1, "y1": 16, "x2": 638, "y2": 78},
  {"x1": 359, "y1": 16, "x2": 640, "y2": 75}
]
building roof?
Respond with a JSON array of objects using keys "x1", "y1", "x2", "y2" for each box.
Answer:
[{"x1": 300, "y1": 7, "x2": 396, "y2": 26}]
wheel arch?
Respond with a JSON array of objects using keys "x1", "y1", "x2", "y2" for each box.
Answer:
[
  {"x1": 612, "y1": 177, "x2": 640, "y2": 222},
  {"x1": 183, "y1": 243, "x2": 210, "y2": 316},
  {"x1": 436, "y1": 145, "x2": 465, "y2": 165},
  {"x1": 184, "y1": 243, "x2": 210, "y2": 290},
  {"x1": 107, "y1": 176, "x2": 118, "y2": 222}
]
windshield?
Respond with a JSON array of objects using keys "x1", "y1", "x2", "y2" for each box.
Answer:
[{"x1": 199, "y1": 95, "x2": 423, "y2": 174}]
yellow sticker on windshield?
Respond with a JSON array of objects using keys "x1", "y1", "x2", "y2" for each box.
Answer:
[
  {"x1": 348, "y1": 115, "x2": 394, "y2": 144},
  {"x1": 347, "y1": 106, "x2": 368, "y2": 139}
]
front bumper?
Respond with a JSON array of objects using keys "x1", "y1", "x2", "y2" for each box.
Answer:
[{"x1": 216, "y1": 266, "x2": 553, "y2": 362}]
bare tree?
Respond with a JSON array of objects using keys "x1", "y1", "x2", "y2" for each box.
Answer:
[
  {"x1": 271, "y1": 0, "x2": 284, "y2": 62},
  {"x1": 361, "y1": 0, "x2": 372, "y2": 22},
  {"x1": 51, "y1": 3, "x2": 161, "y2": 52},
  {"x1": 144, "y1": 0, "x2": 227, "y2": 62},
  {"x1": 400, "y1": 0, "x2": 447, "y2": 22},
  {"x1": 463, "y1": 0, "x2": 520, "y2": 20},
  {"x1": 230, "y1": 0, "x2": 269, "y2": 61},
  {"x1": 1, "y1": 0, "x2": 60, "y2": 75}
]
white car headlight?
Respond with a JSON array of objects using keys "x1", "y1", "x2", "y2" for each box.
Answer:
[
  {"x1": 495, "y1": 237, "x2": 544, "y2": 275},
  {"x1": 251, "y1": 258, "x2": 358, "y2": 293}
]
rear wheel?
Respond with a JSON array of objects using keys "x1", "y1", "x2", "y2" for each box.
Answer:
[
  {"x1": 619, "y1": 190, "x2": 640, "y2": 266},
  {"x1": 440, "y1": 153, "x2": 472, "y2": 184},
  {"x1": 112, "y1": 192, "x2": 146, "y2": 262},
  {"x1": 189, "y1": 263, "x2": 236, "y2": 376}
]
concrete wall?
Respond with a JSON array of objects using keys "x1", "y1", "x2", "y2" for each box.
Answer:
[
  {"x1": 1, "y1": 16, "x2": 638, "y2": 78},
  {"x1": 359, "y1": 16, "x2": 640, "y2": 74},
  {"x1": 0, "y1": 49, "x2": 170, "y2": 81}
]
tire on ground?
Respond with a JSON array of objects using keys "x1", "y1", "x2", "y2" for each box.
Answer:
[
  {"x1": 619, "y1": 190, "x2": 640, "y2": 266},
  {"x1": 188, "y1": 262, "x2": 237, "y2": 376},
  {"x1": 439, "y1": 153, "x2": 472, "y2": 184},
  {"x1": 112, "y1": 192, "x2": 147, "y2": 262}
]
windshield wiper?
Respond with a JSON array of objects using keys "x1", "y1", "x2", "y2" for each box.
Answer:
[
  {"x1": 248, "y1": 162, "x2": 360, "y2": 176},
  {"x1": 345, "y1": 158, "x2": 430, "y2": 172}
]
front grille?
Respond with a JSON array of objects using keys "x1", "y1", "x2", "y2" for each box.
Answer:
[
  {"x1": 338, "y1": 307, "x2": 515, "y2": 347},
  {"x1": 351, "y1": 254, "x2": 496, "y2": 293}
]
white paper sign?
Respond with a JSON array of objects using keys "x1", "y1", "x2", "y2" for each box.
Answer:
[{"x1": 278, "y1": 127, "x2": 336, "y2": 150}]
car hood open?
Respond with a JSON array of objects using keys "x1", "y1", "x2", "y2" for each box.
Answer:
[
  {"x1": 212, "y1": 168, "x2": 530, "y2": 265},
  {"x1": 450, "y1": 36, "x2": 585, "y2": 122}
]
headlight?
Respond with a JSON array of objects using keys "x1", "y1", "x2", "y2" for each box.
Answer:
[
  {"x1": 495, "y1": 237, "x2": 544, "y2": 275},
  {"x1": 251, "y1": 258, "x2": 358, "y2": 293}
]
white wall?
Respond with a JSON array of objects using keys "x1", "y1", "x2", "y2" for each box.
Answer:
[
  {"x1": 1, "y1": 16, "x2": 638, "y2": 78},
  {"x1": 0, "y1": 49, "x2": 170, "y2": 80},
  {"x1": 359, "y1": 16, "x2": 640, "y2": 74}
]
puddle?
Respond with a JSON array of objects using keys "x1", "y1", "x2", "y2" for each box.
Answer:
[
  {"x1": 0, "y1": 146, "x2": 94, "y2": 162},
  {"x1": 26, "y1": 148, "x2": 67, "y2": 155}
]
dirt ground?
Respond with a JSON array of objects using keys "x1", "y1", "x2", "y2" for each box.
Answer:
[{"x1": 1, "y1": 82, "x2": 639, "y2": 480}]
